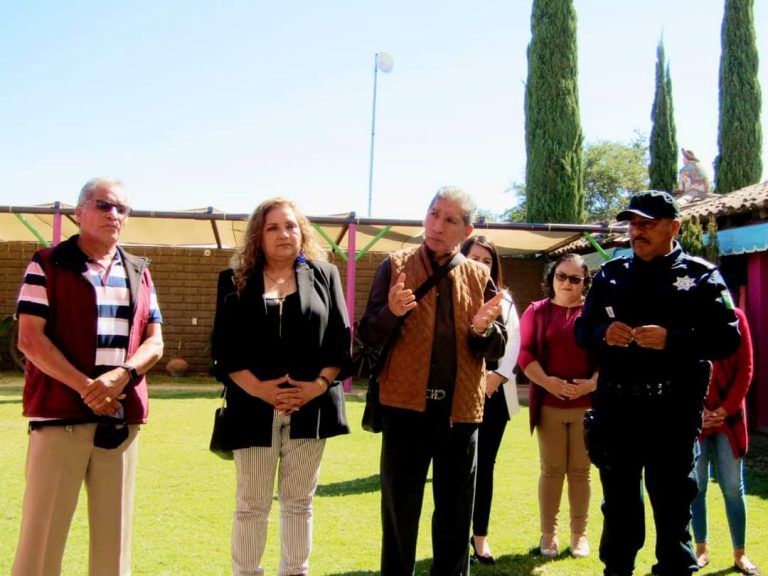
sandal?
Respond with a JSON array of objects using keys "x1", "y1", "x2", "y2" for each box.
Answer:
[{"x1": 735, "y1": 559, "x2": 761, "y2": 576}]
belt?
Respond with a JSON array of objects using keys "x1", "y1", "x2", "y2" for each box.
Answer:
[
  {"x1": 426, "y1": 388, "x2": 447, "y2": 401},
  {"x1": 604, "y1": 380, "x2": 673, "y2": 398},
  {"x1": 28, "y1": 417, "x2": 125, "y2": 431},
  {"x1": 29, "y1": 418, "x2": 94, "y2": 430}
]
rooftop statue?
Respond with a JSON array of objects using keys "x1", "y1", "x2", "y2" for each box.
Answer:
[{"x1": 678, "y1": 148, "x2": 710, "y2": 202}]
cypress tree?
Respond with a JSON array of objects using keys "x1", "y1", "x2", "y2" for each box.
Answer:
[
  {"x1": 649, "y1": 39, "x2": 678, "y2": 192},
  {"x1": 524, "y1": 0, "x2": 584, "y2": 223},
  {"x1": 715, "y1": 0, "x2": 763, "y2": 193}
]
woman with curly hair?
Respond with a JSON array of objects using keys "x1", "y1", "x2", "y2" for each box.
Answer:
[
  {"x1": 518, "y1": 253, "x2": 597, "y2": 560},
  {"x1": 211, "y1": 198, "x2": 351, "y2": 576}
]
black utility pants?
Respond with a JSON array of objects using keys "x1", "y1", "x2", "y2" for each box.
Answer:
[{"x1": 594, "y1": 394, "x2": 700, "y2": 576}]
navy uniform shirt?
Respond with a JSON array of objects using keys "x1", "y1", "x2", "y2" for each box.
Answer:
[{"x1": 575, "y1": 242, "x2": 740, "y2": 387}]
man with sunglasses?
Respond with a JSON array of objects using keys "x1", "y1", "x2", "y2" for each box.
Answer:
[
  {"x1": 13, "y1": 177, "x2": 164, "y2": 576},
  {"x1": 576, "y1": 190, "x2": 740, "y2": 576}
]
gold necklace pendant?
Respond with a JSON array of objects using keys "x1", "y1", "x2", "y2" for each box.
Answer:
[{"x1": 264, "y1": 270, "x2": 289, "y2": 286}]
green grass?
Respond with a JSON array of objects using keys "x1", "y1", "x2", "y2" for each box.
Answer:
[{"x1": 1, "y1": 372, "x2": 766, "y2": 575}]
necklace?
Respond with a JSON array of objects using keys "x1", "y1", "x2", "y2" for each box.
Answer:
[
  {"x1": 264, "y1": 270, "x2": 291, "y2": 338},
  {"x1": 264, "y1": 271, "x2": 287, "y2": 286}
]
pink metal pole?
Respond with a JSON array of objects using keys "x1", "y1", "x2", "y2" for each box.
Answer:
[
  {"x1": 344, "y1": 222, "x2": 357, "y2": 392},
  {"x1": 52, "y1": 201, "x2": 63, "y2": 245},
  {"x1": 747, "y1": 252, "x2": 768, "y2": 428}
]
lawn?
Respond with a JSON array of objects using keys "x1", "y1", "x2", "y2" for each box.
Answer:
[{"x1": 1, "y1": 371, "x2": 766, "y2": 575}]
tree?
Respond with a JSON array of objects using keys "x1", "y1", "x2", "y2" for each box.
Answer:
[
  {"x1": 505, "y1": 135, "x2": 648, "y2": 223},
  {"x1": 704, "y1": 217, "x2": 721, "y2": 264},
  {"x1": 584, "y1": 136, "x2": 649, "y2": 222},
  {"x1": 679, "y1": 216, "x2": 721, "y2": 264},
  {"x1": 524, "y1": 0, "x2": 584, "y2": 223},
  {"x1": 501, "y1": 182, "x2": 528, "y2": 223},
  {"x1": 679, "y1": 216, "x2": 705, "y2": 256},
  {"x1": 715, "y1": 0, "x2": 763, "y2": 193},
  {"x1": 648, "y1": 39, "x2": 678, "y2": 192}
]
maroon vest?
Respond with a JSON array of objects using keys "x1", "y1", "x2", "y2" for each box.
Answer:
[{"x1": 22, "y1": 237, "x2": 154, "y2": 424}]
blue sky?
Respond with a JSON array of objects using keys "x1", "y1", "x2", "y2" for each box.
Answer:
[{"x1": 1, "y1": 1, "x2": 766, "y2": 219}]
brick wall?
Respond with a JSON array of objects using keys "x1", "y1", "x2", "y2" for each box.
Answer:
[
  {"x1": 0, "y1": 243, "x2": 43, "y2": 369},
  {"x1": 138, "y1": 246, "x2": 234, "y2": 374},
  {"x1": 0, "y1": 242, "x2": 545, "y2": 374}
]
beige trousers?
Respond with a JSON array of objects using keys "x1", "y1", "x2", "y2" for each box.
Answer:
[
  {"x1": 536, "y1": 405, "x2": 591, "y2": 536},
  {"x1": 12, "y1": 423, "x2": 140, "y2": 576}
]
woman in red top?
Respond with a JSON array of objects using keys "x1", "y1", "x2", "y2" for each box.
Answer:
[
  {"x1": 518, "y1": 253, "x2": 596, "y2": 559},
  {"x1": 691, "y1": 307, "x2": 759, "y2": 576}
]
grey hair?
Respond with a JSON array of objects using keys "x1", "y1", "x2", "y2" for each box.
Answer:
[
  {"x1": 428, "y1": 186, "x2": 476, "y2": 226},
  {"x1": 77, "y1": 177, "x2": 126, "y2": 207}
]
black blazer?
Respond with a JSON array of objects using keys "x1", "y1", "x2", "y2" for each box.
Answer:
[{"x1": 211, "y1": 260, "x2": 351, "y2": 448}]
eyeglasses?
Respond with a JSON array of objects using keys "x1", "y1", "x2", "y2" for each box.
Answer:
[
  {"x1": 90, "y1": 199, "x2": 131, "y2": 216},
  {"x1": 554, "y1": 272, "x2": 584, "y2": 285}
]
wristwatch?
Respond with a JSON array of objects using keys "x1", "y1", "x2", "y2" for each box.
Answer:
[{"x1": 120, "y1": 364, "x2": 140, "y2": 383}]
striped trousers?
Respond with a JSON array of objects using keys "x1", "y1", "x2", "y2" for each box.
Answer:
[{"x1": 232, "y1": 411, "x2": 326, "y2": 576}]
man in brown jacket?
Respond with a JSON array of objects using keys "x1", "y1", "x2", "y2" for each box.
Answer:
[{"x1": 359, "y1": 186, "x2": 506, "y2": 576}]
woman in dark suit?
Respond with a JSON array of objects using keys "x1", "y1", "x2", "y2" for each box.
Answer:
[{"x1": 211, "y1": 197, "x2": 351, "y2": 576}]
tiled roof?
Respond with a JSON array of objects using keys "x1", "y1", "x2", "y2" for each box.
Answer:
[
  {"x1": 678, "y1": 180, "x2": 768, "y2": 218},
  {"x1": 551, "y1": 180, "x2": 768, "y2": 257}
]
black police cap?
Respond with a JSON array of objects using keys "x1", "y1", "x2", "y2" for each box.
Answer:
[{"x1": 617, "y1": 190, "x2": 681, "y2": 221}]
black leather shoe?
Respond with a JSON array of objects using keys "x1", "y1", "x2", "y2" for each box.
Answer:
[{"x1": 470, "y1": 536, "x2": 495, "y2": 565}]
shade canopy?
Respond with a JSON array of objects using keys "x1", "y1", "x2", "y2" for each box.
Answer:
[{"x1": 0, "y1": 204, "x2": 627, "y2": 258}]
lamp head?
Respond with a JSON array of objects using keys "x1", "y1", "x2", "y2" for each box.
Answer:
[{"x1": 376, "y1": 52, "x2": 394, "y2": 73}]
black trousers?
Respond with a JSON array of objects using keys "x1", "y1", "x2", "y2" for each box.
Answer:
[
  {"x1": 380, "y1": 405, "x2": 478, "y2": 576},
  {"x1": 472, "y1": 389, "x2": 509, "y2": 536},
  {"x1": 594, "y1": 395, "x2": 700, "y2": 576}
]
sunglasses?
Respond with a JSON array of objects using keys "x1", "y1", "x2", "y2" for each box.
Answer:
[
  {"x1": 90, "y1": 198, "x2": 131, "y2": 216},
  {"x1": 554, "y1": 272, "x2": 584, "y2": 285}
]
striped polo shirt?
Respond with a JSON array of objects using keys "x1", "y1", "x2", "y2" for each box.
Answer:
[{"x1": 17, "y1": 251, "x2": 163, "y2": 369}]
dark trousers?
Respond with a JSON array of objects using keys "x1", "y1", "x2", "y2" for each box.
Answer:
[
  {"x1": 380, "y1": 405, "x2": 478, "y2": 576},
  {"x1": 472, "y1": 389, "x2": 508, "y2": 536},
  {"x1": 595, "y1": 397, "x2": 700, "y2": 576}
]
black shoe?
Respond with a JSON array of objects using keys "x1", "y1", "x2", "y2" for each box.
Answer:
[{"x1": 470, "y1": 536, "x2": 495, "y2": 565}]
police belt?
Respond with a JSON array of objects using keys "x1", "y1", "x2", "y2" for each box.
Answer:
[{"x1": 602, "y1": 379, "x2": 674, "y2": 398}]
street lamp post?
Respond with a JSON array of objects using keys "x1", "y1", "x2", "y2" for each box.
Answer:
[{"x1": 367, "y1": 52, "x2": 393, "y2": 217}]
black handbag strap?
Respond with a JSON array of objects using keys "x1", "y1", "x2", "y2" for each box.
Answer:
[{"x1": 373, "y1": 251, "x2": 465, "y2": 373}]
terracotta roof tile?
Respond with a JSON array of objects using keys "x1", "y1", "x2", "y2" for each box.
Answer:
[
  {"x1": 678, "y1": 180, "x2": 768, "y2": 218},
  {"x1": 551, "y1": 181, "x2": 768, "y2": 257}
]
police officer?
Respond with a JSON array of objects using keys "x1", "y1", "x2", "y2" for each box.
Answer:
[{"x1": 575, "y1": 190, "x2": 740, "y2": 576}]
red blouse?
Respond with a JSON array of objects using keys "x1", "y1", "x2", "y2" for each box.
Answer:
[{"x1": 518, "y1": 299, "x2": 593, "y2": 431}]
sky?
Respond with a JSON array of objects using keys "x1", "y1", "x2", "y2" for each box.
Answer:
[{"x1": 1, "y1": 1, "x2": 766, "y2": 220}]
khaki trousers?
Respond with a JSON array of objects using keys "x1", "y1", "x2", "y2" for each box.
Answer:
[
  {"x1": 12, "y1": 423, "x2": 140, "y2": 576},
  {"x1": 536, "y1": 405, "x2": 591, "y2": 536}
]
